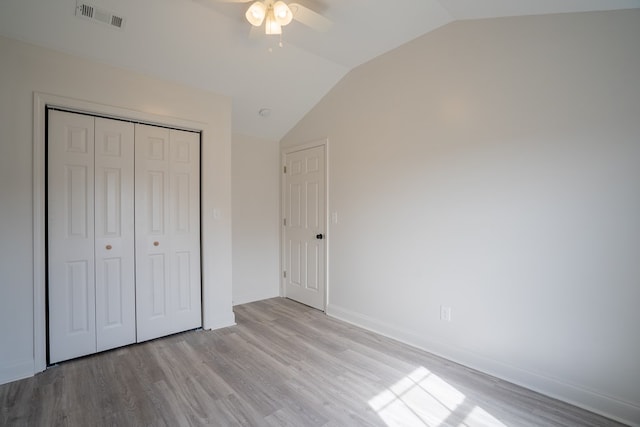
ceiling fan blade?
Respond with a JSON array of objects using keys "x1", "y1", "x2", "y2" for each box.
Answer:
[{"x1": 288, "y1": 3, "x2": 332, "y2": 32}]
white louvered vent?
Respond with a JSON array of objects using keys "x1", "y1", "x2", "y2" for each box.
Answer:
[{"x1": 75, "y1": 1, "x2": 125, "y2": 29}]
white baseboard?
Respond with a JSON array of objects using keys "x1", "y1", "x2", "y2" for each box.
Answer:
[
  {"x1": 326, "y1": 303, "x2": 639, "y2": 427},
  {"x1": 0, "y1": 359, "x2": 34, "y2": 386},
  {"x1": 204, "y1": 310, "x2": 236, "y2": 331}
]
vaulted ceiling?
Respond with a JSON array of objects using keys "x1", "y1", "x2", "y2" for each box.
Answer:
[{"x1": 1, "y1": 0, "x2": 639, "y2": 140}]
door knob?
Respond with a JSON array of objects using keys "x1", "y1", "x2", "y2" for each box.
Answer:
[
  {"x1": 105, "y1": 244, "x2": 112, "y2": 250},
  {"x1": 316, "y1": 234, "x2": 324, "y2": 240},
  {"x1": 153, "y1": 241, "x2": 159, "y2": 246}
]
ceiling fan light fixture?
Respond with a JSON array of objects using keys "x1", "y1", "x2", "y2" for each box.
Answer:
[
  {"x1": 264, "y1": 9, "x2": 282, "y2": 35},
  {"x1": 273, "y1": 1, "x2": 293, "y2": 26},
  {"x1": 245, "y1": 1, "x2": 266, "y2": 26}
]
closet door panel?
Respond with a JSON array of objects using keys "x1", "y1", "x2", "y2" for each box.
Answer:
[
  {"x1": 169, "y1": 129, "x2": 201, "y2": 330},
  {"x1": 135, "y1": 124, "x2": 173, "y2": 341},
  {"x1": 94, "y1": 118, "x2": 136, "y2": 352},
  {"x1": 135, "y1": 124, "x2": 201, "y2": 342},
  {"x1": 48, "y1": 110, "x2": 96, "y2": 364}
]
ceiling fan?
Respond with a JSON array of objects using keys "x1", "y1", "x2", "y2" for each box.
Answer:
[{"x1": 215, "y1": 0, "x2": 331, "y2": 35}]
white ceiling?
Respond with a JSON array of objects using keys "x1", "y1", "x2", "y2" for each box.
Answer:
[{"x1": 1, "y1": 0, "x2": 639, "y2": 140}]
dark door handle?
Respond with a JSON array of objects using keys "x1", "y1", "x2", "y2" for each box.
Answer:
[{"x1": 316, "y1": 234, "x2": 324, "y2": 240}]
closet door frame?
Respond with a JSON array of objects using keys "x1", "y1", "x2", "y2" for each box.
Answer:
[{"x1": 33, "y1": 93, "x2": 213, "y2": 370}]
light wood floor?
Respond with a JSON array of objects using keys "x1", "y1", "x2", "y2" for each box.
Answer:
[{"x1": 0, "y1": 298, "x2": 627, "y2": 426}]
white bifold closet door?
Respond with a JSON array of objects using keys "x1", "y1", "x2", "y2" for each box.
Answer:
[
  {"x1": 134, "y1": 124, "x2": 201, "y2": 342},
  {"x1": 48, "y1": 110, "x2": 136, "y2": 364},
  {"x1": 48, "y1": 111, "x2": 201, "y2": 364}
]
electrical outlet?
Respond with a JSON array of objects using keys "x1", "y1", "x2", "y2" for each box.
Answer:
[{"x1": 440, "y1": 305, "x2": 452, "y2": 322}]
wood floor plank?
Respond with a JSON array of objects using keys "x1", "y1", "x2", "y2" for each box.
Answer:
[{"x1": 0, "y1": 297, "x2": 628, "y2": 426}]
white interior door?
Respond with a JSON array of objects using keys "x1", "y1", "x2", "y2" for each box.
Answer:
[
  {"x1": 284, "y1": 144, "x2": 326, "y2": 310},
  {"x1": 94, "y1": 117, "x2": 136, "y2": 352},
  {"x1": 48, "y1": 110, "x2": 96, "y2": 363},
  {"x1": 135, "y1": 124, "x2": 202, "y2": 342}
]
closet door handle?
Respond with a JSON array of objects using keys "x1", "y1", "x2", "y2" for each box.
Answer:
[
  {"x1": 153, "y1": 241, "x2": 160, "y2": 246},
  {"x1": 105, "y1": 244, "x2": 112, "y2": 250}
]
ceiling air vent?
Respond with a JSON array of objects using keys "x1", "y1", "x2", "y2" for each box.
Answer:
[{"x1": 75, "y1": 1, "x2": 125, "y2": 30}]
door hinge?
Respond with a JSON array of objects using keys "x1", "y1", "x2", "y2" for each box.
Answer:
[
  {"x1": 283, "y1": 166, "x2": 287, "y2": 173},
  {"x1": 283, "y1": 218, "x2": 287, "y2": 226},
  {"x1": 283, "y1": 271, "x2": 287, "y2": 278}
]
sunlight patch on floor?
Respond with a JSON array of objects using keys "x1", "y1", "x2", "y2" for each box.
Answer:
[
  {"x1": 462, "y1": 406, "x2": 507, "y2": 426},
  {"x1": 368, "y1": 367, "x2": 507, "y2": 427}
]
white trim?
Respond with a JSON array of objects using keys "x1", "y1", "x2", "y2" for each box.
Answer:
[
  {"x1": 33, "y1": 92, "x2": 233, "y2": 372},
  {"x1": 326, "y1": 303, "x2": 640, "y2": 426},
  {"x1": 33, "y1": 93, "x2": 47, "y2": 374},
  {"x1": 280, "y1": 139, "x2": 329, "y2": 310},
  {"x1": 205, "y1": 311, "x2": 238, "y2": 331}
]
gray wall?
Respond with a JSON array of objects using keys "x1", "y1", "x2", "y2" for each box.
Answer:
[{"x1": 282, "y1": 10, "x2": 640, "y2": 424}]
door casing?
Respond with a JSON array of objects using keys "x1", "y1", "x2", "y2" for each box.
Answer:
[{"x1": 33, "y1": 92, "x2": 215, "y2": 372}]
